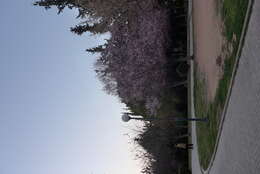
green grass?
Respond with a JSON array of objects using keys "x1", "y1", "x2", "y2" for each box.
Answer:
[
  {"x1": 194, "y1": 0, "x2": 249, "y2": 169},
  {"x1": 194, "y1": 71, "x2": 219, "y2": 169}
]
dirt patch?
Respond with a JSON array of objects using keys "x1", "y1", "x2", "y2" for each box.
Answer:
[{"x1": 193, "y1": 0, "x2": 224, "y2": 101}]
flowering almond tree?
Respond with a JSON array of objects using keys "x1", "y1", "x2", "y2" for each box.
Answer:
[
  {"x1": 34, "y1": 0, "x2": 187, "y2": 116},
  {"x1": 35, "y1": 0, "x2": 189, "y2": 173}
]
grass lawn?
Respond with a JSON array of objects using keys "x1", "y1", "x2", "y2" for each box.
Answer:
[{"x1": 194, "y1": 0, "x2": 250, "y2": 169}]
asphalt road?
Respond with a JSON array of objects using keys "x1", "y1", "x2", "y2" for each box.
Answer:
[{"x1": 192, "y1": 1, "x2": 260, "y2": 173}]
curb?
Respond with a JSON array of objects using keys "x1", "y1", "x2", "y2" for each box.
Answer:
[
  {"x1": 197, "y1": 0, "x2": 254, "y2": 173},
  {"x1": 187, "y1": 0, "x2": 193, "y2": 171}
]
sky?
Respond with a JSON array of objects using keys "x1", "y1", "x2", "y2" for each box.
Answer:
[{"x1": 0, "y1": 1, "x2": 141, "y2": 174}]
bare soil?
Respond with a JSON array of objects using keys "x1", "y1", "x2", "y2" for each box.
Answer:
[{"x1": 193, "y1": 0, "x2": 224, "y2": 101}]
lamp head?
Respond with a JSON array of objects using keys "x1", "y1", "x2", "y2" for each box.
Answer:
[{"x1": 121, "y1": 113, "x2": 131, "y2": 122}]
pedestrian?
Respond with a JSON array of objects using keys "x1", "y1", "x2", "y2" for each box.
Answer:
[{"x1": 174, "y1": 143, "x2": 193, "y2": 150}]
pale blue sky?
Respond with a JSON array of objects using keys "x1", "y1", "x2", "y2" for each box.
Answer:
[{"x1": 0, "y1": 1, "x2": 140, "y2": 174}]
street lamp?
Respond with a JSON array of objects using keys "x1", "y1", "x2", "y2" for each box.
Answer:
[
  {"x1": 121, "y1": 113, "x2": 145, "y2": 122},
  {"x1": 121, "y1": 113, "x2": 208, "y2": 122}
]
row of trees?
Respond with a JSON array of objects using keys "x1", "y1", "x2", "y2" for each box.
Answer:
[
  {"x1": 131, "y1": 121, "x2": 189, "y2": 174},
  {"x1": 34, "y1": 0, "x2": 189, "y2": 173},
  {"x1": 34, "y1": 0, "x2": 188, "y2": 116}
]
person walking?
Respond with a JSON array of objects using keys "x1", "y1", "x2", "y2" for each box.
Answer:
[{"x1": 175, "y1": 143, "x2": 193, "y2": 150}]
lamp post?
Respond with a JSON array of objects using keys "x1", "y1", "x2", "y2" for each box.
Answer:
[{"x1": 121, "y1": 113, "x2": 208, "y2": 122}]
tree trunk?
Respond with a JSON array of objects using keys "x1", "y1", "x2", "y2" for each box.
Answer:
[
  {"x1": 168, "y1": 80, "x2": 187, "y2": 88},
  {"x1": 174, "y1": 133, "x2": 190, "y2": 140},
  {"x1": 174, "y1": 55, "x2": 193, "y2": 62}
]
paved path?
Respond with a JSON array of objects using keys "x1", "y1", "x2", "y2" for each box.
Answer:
[{"x1": 192, "y1": 1, "x2": 260, "y2": 173}]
